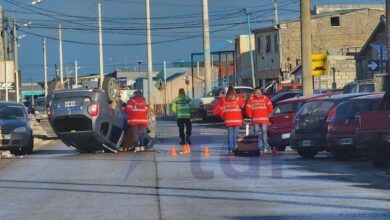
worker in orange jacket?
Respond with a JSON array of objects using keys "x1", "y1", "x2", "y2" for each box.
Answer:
[
  {"x1": 123, "y1": 91, "x2": 149, "y2": 152},
  {"x1": 245, "y1": 87, "x2": 273, "y2": 153},
  {"x1": 215, "y1": 86, "x2": 243, "y2": 153}
]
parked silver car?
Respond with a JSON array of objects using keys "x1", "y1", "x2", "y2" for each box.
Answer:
[
  {"x1": 34, "y1": 96, "x2": 48, "y2": 122},
  {"x1": 0, "y1": 101, "x2": 34, "y2": 155}
]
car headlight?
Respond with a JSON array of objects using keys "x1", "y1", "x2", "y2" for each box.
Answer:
[{"x1": 14, "y1": 127, "x2": 27, "y2": 133}]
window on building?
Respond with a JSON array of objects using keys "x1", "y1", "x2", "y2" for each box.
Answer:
[
  {"x1": 266, "y1": 35, "x2": 271, "y2": 53},
  {"x1": 257, "y1": 36, "x2": 263, "y2": 54},
  {"x1": 331, "y1": 16, "x2": 340, "y2": 27},
  {"x1": 274, "y1": 34, "x2": 279, "y2": 53}
]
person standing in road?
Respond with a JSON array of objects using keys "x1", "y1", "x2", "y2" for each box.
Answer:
[
  {"x1": 172, "y1": 88, "x2": 193, "y2": 145},
  {"x1": 245, "y1": 87, "x2": 273, "y2": 153},
  {"x1": 123, "y1": 91, "x2": 149, "y2": 152},
  {"x1": 215, "y1": 86, "x2": 243, "y2": 153}
]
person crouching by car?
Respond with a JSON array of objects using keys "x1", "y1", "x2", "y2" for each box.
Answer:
[
  {"x1": 215, "y1": 86, "x2": 243, "y2": 153},
  {"x1": 122, "y1": 91, "x2": 149, "y2": 152},
  {"x1": 245, "y1": 87, "x2": 273, "y2": 153}
]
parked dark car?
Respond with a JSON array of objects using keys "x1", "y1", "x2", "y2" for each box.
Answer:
[
  {"x1": 49, "y1": 84, "x2": 127, "y2": 153},
  {"x1": 0, "y1": 101, "x2": 34, "y2": 155},
  {"x1": 327, "y1": 93, "x2": 383, "y2": 160},
  {"x1": 291, "y1": 93, "x2": 369, "y2": 158},
  {"x1": 270, "y1": 92, "x2": 302, "y2": 105},
  {"x1": 269, "y1": 93, "x2": 334, "y2": 151}
]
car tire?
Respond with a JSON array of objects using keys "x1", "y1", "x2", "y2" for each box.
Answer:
[
  {"x1": 371, "y1": 145, "x2": 390, "y2": 168},
  {"x1": 103, "y1": 77, "x2": 118, "y2": 104},
  {"x1": 11, "y1": 135, "x2": 34, "y2": 155},
  {"x1": 331, "y1": 148, "x2": 354, "y2": 161},
  {"x1": 276, "y1": 146, "x2": 286, "y2": 152},
  {"x1": 297, "y1": 149, "x2": 318, "y2": 158}
]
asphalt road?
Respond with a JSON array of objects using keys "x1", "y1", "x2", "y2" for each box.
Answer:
[{"x1": 1, "y1": 120, "x2": 390, "y2": 220}]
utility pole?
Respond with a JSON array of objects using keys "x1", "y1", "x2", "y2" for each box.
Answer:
[
  {"x1": 12, "y1": 18, "x2": 20, "y2": 102},
  {"x1": 146, "y1": 0, "x2": 153, "y2": 107},
  {"x1": 301, "y1": 0, "x2": 313, "y2": 95},
  {"x1": 387, "y1": 0, "x2": 390, "y2": 72},
  {"x1": 202, "y1": 0, "x2": 212, "y2": 95},
  {"x1": 74, "y1": 60, "x2": 78, "y2": 88},
  {"x1": 42, "y1": 38, "x2": 48, "y2": 100},
  {"x1": 66, "y1": 66, "x2": 70, "y2": 88},
  {"x1": 31, "y1": 78, "x2": 34, "y2": 106},
  {"x1": 244, "y1": 8, "x2": 256, "y2": 88},
  {"x1": 163, "y1": 60, "x2": 169, "y2": 116},
  {"x1": 272, "y1": 0, "x2": 279, "y2": 25},
  {"x1": 58, "y1": 24, "x2": 64, "y2": 84},
  {"x1": 98, "y1": 2, "x2": 104, "y2": 88}
]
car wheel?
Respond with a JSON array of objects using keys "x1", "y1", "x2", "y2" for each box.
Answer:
[
  {"x1": 331, "y1": 148, "x2": 353, "y2": 161},
  {"x1": 297, "y1": 149, "x2": 318, "y2": 158},
  {"x1": 103, "y1": 77, "x2": 118, "y2": 104},
  {"x1": 371, "y1": 145, "x2": 390, "y2": 168},
  {"x1": 11, "y1": 136, "x2": 34, "y2": 155}
]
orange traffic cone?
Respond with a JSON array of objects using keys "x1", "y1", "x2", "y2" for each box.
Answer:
[
  {"x1": 170, "y1": 146, "x2": 177, "y2": 156},
  {"x1": 183, "y1": 144, "x2": 191, "y2": 154},
  {"x1": 203, "y1": 146, "x2": 210, "y2": 157},
  {"x1": 272, "y1": 147, "x2": 277, "y2": 155}
]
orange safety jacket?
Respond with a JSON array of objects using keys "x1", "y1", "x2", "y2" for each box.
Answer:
[
  {"x1": 245, "y1": 94, "x2": 273, "y2": 124},
  {"x1": 215, "y1": 96, "x2": 243, "y2": 127},
  {"x1": 124, "y1": 97, "x2": 149, "y2": 126}
]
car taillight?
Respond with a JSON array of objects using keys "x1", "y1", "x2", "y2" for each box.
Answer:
[
  {"x1": 88, "y1": 103, "x2": 99, "y2": 117},
  {"x1": 325, "y1": 107, "x2": 337, "y2": 128}
]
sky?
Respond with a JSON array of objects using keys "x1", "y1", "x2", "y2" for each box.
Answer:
[{"x1": 0, "y1": 0, "x2": 385, "y2": 82}]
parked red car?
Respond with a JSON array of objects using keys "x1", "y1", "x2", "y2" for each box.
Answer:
[
  {"x1": 269, "y1": 93, "x2": 335, "y2": 151},
  {"x1": 326, "y1": 93, "x2": 383, "y2": 160},
  {"x1": 355, "y1": 89, "x2": 390, "y2": 167}
]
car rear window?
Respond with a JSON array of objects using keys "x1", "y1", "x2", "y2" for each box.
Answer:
[
  {"x1": 358, "y1": 84, "x2": 375, "y2": 93},
  {"x1": 36, "y1": 100, "x2": 45, "y2": 107},
  {"x1": 334, "y1": 100, "x2": 372, "y2": 120},
  {"x1": 0, "y1": 105, "x2": 26, "y2": 119},
  {"x1": 272, "y1": 102, "x2": 303, "y2": 115},
  {"x1": 236, "y1": 88, "x2": 253, "y2": 94},
  {"x1": 297, "y1": 100, "x2": 335, "y2": 117}
]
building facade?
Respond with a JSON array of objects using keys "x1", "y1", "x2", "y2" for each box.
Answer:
[
  {"x1": 356, "y1": 18, "x2": 387, "y2": 80},
  {"x1": 251, "y1": 5, "x2": 384, "y2": 89}
]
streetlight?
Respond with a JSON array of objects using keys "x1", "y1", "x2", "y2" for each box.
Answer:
[
  {"x1": 243, "y1": 8, "x2": 256, "y2": 88},
  {"x1": 31, "y1": 0, "x2": 42, "y2": 5},
  {"x1": 23, "y1": 21, "x2": 32, "y2": 27}
]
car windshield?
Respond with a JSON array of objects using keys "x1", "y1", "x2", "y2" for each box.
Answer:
[
  {"x1": 297, "y1": 100, "x2": 335, "y2": 117},
  {"x1": 334, "y1": 100, "x2": 373, "y2": 120},
  {"x1": 235, "y1": 88, "x2": 253, "y2": 94},
  {"x1": 272, "y1": 102, "x2": 304, "y2": 115},
  {"x1": 0, "y1": 105, "x2": 26, "y2": 119}
]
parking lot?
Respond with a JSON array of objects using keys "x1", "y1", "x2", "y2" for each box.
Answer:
[{"x1": 0, "y1": 120, "x2": 389, "y2": 219}]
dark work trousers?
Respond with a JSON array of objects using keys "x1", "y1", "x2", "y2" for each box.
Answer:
[{"x1": 177, "y1": 118, "x2": 192, "y2": 140}]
